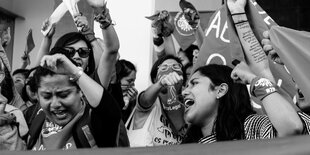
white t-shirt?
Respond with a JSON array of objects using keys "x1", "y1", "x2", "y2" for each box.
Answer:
[{"x1": 127, "y1": 97, "x2": 183, "y2": 146}]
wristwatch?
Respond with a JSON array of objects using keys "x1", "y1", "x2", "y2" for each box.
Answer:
[{"x1": 69, "y1": 67, "x2": 84, "y2": 82}]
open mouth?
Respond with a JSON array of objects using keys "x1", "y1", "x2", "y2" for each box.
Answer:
[
  {"x1": 73, "y1": 59, "x2": 83, "y2": 67},
  {"x1": 52, "y1": 110, "x2": 67, "y2": 119},
  {"x1": 184, "y1": 98, "x2": 195, "y2": 108},
  {"x1": 298, "y1": 89, "x2": 304, "y2": 99}
]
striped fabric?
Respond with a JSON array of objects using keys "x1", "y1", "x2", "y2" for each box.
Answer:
[
  {"x1": 198, "y1": 134, "x2": 216, "y2": 144},
  {"x1": 198, "y1": 112, "x2": 310, "y2": 144}
]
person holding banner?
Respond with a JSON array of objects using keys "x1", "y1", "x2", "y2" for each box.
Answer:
[
  {"x1": 182, "y1": 62, "x2": 310, "y2": 144},
  {"x1": 261, "y1": 30, "x2": 310, "y2": 115},
  {"x1": 181, "y1": 0, "x2": 310, "y2": 144}
]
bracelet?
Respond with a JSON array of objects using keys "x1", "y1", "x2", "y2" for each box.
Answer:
[
  {"x1": 250, "y1": 77, "x2": 278, "y2": 101},
  {"x1": 234, "y1": 20, "x2": 248, "y2": 25},
  {"x1": 94, "y1": 8, "x2": 113, "y2": 29},
  {"x1": 231, "y1": 12, "x2": 245, "y2": 16},
  {"x1": 232, "y1": 59, "x2": 241, "y2": 66},
  {"x1": 83, "y1": 31, "x2": 96, "y2": 42},
  {"x1": 153, "y1": 36, "x2": 164, "y2": 46},
  {"x1": 69, "y1": 67, "x2": 84, "y2": 82}
]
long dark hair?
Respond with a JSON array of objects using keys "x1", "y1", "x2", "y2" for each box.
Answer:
[
  {"x1": 116, "y1": 59, "x2": 136, "y2": 82},
  {"x1": 195, "y1": 64, "x2": 256, "y2": 141},
  {"x1": 53, "y1": 32, "x2": 95, "y2": 75}
]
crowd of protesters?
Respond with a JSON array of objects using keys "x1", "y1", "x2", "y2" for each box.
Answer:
[{"x1": 0, "y1": 0, "x2": 310, "y2": 151}]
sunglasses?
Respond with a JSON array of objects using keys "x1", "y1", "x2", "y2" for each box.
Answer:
[{"x1": 63, "y1": 47, "x2": 91, "y2": 58}]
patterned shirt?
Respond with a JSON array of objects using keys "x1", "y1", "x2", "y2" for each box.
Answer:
[{"x1": 198, "y1": 112, "x2": 310, "y2": 144}]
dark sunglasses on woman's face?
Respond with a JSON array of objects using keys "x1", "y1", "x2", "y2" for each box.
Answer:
[{"x1": 64, "y1": 47, "x2": 91, "y2": 58}]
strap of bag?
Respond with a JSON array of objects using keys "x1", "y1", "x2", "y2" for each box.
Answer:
[
  {"x1": 125, "y1": 106, "x2": 136, "y2": 129},
  {"x1": 125, "y1": 103, "x2": 157, "y2": 130}
]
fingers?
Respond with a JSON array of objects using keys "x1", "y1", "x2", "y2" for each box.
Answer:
[
  {"x1": 127, "y1": 87, "x2": 138, "y2": 99},
  {"x1": 42, "y1": 19, "x2": 50, "y2": 31},
  {"x1": 231, "y1": 61, "x2": 257, "y2": 84},
  {"x1": 40, "y1": 55, "x2": 57, "y2": 71},
  {"x1": 40, "y1": 54, "x2": 66, "y2": 71},
  {"x1": 74, "y1": 15, "x2": 89, "y2": 32},
  {"x1": 263, "y1": 30, "x2": 270, "y2": 39},
  {"x1": 46, "y1": 24, "x2": 56, "y2": 37},
  {"x1": 230, "y1": 70, "x2": 241, "y2": 82},
  {"x1": 161, "y1": 72, "x2": 183, "y2": 86}
]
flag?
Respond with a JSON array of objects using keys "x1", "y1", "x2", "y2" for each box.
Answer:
[
  {"x1": 192, "y1": 0, "x2": 296, "y2": 98},
  {"x1": 172, "y1": 11, "x2": 196, "y2": 50},
  {"x1": 24, "y1": 29, "x2": 35, "y2": 65},
  {"x1": 171, "y1": 0, "x2": 199, "y2": 50},
  {"x1": 270, "y1": 26, "x2": 310, "y2": 103},
  {"x1": 25, "y1": 29, "x2": 35, "y2": 54}
]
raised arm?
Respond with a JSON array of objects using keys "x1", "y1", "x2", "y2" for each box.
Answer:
[
  {"x1": 34, "y1": 20, "x2": 55, "y2": 67},
  {"x1": 183, "y1": 7, "x2": 204, "y2": 48},
  {"x1": 194, "y1": 25, "x2": 204, "y2": 48},
  {"x1": 40, "y1": 53, "x2": 103, "y2": 108},
  {"x1": 74, "y1": 14, "x2": 102, "y2": 67},
  {"x1": 227, "y1": 0, "x2": 275, "y2": 83},
  {"x1": 83, "y1": 1, "x2": 119, "y2": 88},
  {"x1": 152, "y1": 31, "x2": 177, "y2": 59},
  {"x1": 139, "y1": 79, "x2": 164, "y2": 108},
  {"x1": 232, "y1": 61, "x2": 303, "y2": 137},
  {"x1": 150, "y1": 10, "x2": 177, "y2": 58},
  {"x1": 139, "y1": 72, "x2": 183, "y2": 109}
]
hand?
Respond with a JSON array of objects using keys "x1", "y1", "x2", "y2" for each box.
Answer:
[
  {"x1": 40, "y1": 54, "x2": 77, "y2": 75},
  {"x1": 21, "y1": 53, "x2": 29, "y2": 61},
  {"x1": 184, "y1": 8, "x2": 200, "y2": 29},
  {"x1": 261, "y1": 31, "x2": 284, "y2": 65},
  {"x1": 231, "y1": 61, "x2": 257, "y2": 84},
  {"x1": 227, "y1": 0, "x2": 246, "y2": 14},
  {"x1": 21, "y1": 53, "x2": 30, "y2": 65},
  {"x1": 41, "y1": 19, "x2": 56, "y2": 39},
  {"x1": 158, "y1": 10, "x2": 170, "y2": 21},
  {"x1": 74, "y1": 14, "x2": 91, "y2": 33},
  {"x1": 1, "y1": 27, "x2": 11, "y2": 47},
  {"x1": 159, "y1": 72, "x2": 183, "y2": 87},
  {"x1": 126, "y1": 86, "x2": 138, "y2": 102}
]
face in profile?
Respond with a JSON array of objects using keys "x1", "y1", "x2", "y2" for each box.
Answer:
[
  {"x1": 37, "y1": 74, "x2": 82, "y2": 126},
  {"x1": 120, "y1": 70, "x2": 136, "y2": 92},
  {"x1": 13, "y1": 73, "x2": 26, "y2": 95},
  {"x1": 64, "y1": 40, "x2": 90, "y2": 71},
  {"x1": 182, "y1": 71, "x2": 219, "y2": 126},
  {"x1": 178, "y1": 51, "x2": 190, "y2": 67}
]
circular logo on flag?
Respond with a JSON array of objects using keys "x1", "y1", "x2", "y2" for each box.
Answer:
[{"x1": 174, "y1": 12, "x2": 195, "y2": 36}]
